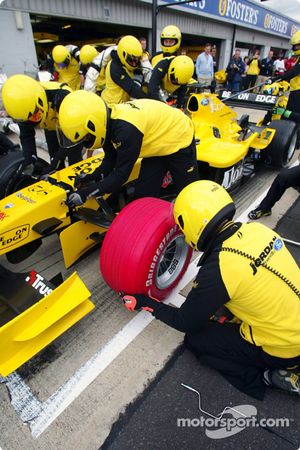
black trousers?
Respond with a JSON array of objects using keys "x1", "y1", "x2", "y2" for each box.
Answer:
[
  {"x1": 185, "y1": 322, "x2": 300, "y2": 400},
  {"x1": 0, "y1": 132, "x2": 16, "y2": 154},
  {"x1": 44, "y1": 129, "x2": 83, "y2": 170},
  {"x1": 134, "y1": 140, "x2": 199, "y2": 198},
  {"x1": 259, "y1": 165, "x2": 300, "y2": 211},
  {"x1": 243, "y1": 74, "x2": 257, "y2": 90}
]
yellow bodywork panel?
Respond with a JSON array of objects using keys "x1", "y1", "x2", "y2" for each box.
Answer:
[
  {"x1": 186, "y1": 92, "x2": 278, "y2": 167},
  {"x1": 60, "y1": 220, "x2": 108, "y2": 269},
  {"x1": 0, "y1": 272, "x2": 94, "y2": 377},
  {"x1": 250, "y1": 127, "x2": 275, "y2": 150},
  {"x1": 0, "y1": 180, "x2": 70, "y2": 257}
]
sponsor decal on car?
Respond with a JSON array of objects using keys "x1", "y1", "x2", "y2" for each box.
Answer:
[
  {"x1": 4, "y1": 203, "x2": 14, "y2": 209},
  {"x1": 0, "y1": 211, "x2": 8, "y2": 221},
  {"x1": 28, "y1": 185, "x2": 49, "y2": 195},
  {"x1": 0, "y1": 224, "x2": 30, "y2": 249},
  {"x1": 15, "y1": 192, "x2": 36, "y2": 204},
  {"x1": 25, "y1": 270, "x2": 53, "y2": 296}
]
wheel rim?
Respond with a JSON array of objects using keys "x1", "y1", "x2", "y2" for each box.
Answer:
[
  {"x1": 286, "y1": 132, "x2": 297, "y2": 164},
  {"x1": 156, "y1": 235, "x2": 190, "y2": 290}
]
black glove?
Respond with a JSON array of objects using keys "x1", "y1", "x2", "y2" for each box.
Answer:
[
  {"x1": 74, "y1": 170, "x2": 105, "y2": 188},
  {"x1": 120, "y1": 293, "x2": 160, "y2": 313},
  {"x1": 68, "y1": 181, "x2": 102, "y2": 207}
]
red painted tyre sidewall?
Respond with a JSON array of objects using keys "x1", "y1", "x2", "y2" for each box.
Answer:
[{"x1": 100, "y1": 198, "x2": 192, "y2": 300}]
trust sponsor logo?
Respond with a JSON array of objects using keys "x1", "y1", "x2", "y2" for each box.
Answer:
[{"x1": 25, "y1": 270, "x2": 53, "y2": 296}]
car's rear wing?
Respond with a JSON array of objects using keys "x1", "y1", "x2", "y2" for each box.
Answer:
[{"x1": 218, "y1": 90, "x2": 278, "y2": 111}]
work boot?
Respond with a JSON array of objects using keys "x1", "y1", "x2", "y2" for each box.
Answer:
[
  {"x1": 248, "y1": 208, "x2": 271, "y2": 220},
  {"x1": 266, "y1": 369, "x2": 300, "y2": 395}
]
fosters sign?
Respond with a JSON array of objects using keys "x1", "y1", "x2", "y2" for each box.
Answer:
[{"x1": 161, "y1": 0, "x2": 299, "y2": 38}]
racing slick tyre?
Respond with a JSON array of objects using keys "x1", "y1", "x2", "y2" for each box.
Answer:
[
  {"x1": 0, "y1": 152, "x2": 49, "y2": 199},
  {"x1": 263, "y1": 120, "x2": 298, "y2": 168},
  {"x1": 100, "y1": 197, "x2": 192, "y2": 300}
]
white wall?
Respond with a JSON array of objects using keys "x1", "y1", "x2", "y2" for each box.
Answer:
[{"x1": 0, "y1": 10, "x2": 38, "y2": 76}]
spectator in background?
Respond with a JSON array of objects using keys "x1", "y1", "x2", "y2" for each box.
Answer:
[
  {"x1": 256, "y1": 50, "x2": 274, "y2": 91},
  {"x1": 273, "y1": 54, "x2": 286, "y2": 76},
  {"x1": 211, "y1": 46, "x2": 218, "y2": 73},
  {"x1": 139, "y1": 37, "x2": 151, "y2": 61},
  {"x1": 225, "y1": 49, "x2": 245, "y2": 93},
  {"x1": 195, "y1": 43, "x2": 214, "y2": 87},
  {"x1": 241, "y1": 56, "x2": 250, "y2": 90},
  {"x1": 244, "y1": 50, "x2": 260, "y2": 90}
]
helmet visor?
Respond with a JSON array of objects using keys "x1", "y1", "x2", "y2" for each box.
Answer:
[
  {"x1": 14, "y1": 106, "x2": 43, "y2": 124},
  {"x1": 126, "y1": 54, "x2": 140, "y2": 68},
  {"x1": 161, "y1": 38, "x2": 177, "y2": 47},
  {"x1": 56, "y1": 126, "x2": 96, "y2": 149},
  {"x1": 169, "y1": 72, "x2": 180, "y2": 85},
  {"x1": 56, "y1": 59, "x2": 69, "y2": 69}
]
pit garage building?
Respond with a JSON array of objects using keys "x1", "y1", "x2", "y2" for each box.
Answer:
[{"x1": 0, "y1": 0, "x2": 299, "y2": 76}]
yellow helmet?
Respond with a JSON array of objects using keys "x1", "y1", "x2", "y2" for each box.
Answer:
[
  {"x1": 52, "y1": 45, "x2": 71, "y2": 68},
  {"x1": 290, "y1": 30, "x2": 300, "y2": 56},
  {"x1": 168, "y1": 56, "x2": 194, "y2": 85},
  {"x1": 117, "y1": 35, "x2": 143, "y2": 71},
  {"x1": 58, "y1": 90, "x2": 107, "y2": 150},
  {"x1": 2, "y1": 74, "x2": 48, "y2": 124},
  {"x1": 80, "y1": 44, "x2": 98, "y2": 65},
  {"x1": 173, "y1": 180, "x2": 235, "y2": 251},
  {"x1": 161, "y1": 25, "x2": 181, "y2": 55}
]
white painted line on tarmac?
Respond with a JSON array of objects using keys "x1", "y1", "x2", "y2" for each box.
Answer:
[
  {"x1": 29, "y1": 256, "x2": 200, "y2": 438},
  {"x1": 3, "y1": 165, "x2": 298, "y2": 438}
]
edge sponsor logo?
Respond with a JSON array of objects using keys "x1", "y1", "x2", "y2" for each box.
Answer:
[
  {"x1": 15, "y1": 192, "x2": 36, "y2": 204},
  {"x1": 221, "y1": 91, "x2": 276, "y2": 104},
  {"x1": 0, "y1": 224, "x2": 30, "y2": 249},
  {"x1": 218, "y1": 0, "x2": 258, "y2": 25},
  {"x1": 25, "y1": 270, "x2": 53, "y2": 296}
]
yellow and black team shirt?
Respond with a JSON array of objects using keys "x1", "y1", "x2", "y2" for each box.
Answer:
[
  {"x1": 101, "y1": 50, "x2": 147, "y2": 107},
  {"x1": 153, "y1": 222, "x2": 300, "y2": 359},
  {"x1": 151, "y1": 52, "x2": 164, "y2": 68},
  {"x1": 99, "y1": 98, "x2": 194, "y2": 194},
  {"x1": 148, "y1": 57, "x2": 188, "y2": 109},
  {"x1": 39, "y1": 81, "x2": 71, "y2": 130}
]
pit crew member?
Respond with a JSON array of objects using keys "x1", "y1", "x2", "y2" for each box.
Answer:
[{"x1": 121, "y1": 180, "x2": 300, "y2": 400}]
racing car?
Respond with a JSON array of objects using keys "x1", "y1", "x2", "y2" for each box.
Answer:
[{"x1": 0, "y1": 88, "x2": 297, "y2": 375}]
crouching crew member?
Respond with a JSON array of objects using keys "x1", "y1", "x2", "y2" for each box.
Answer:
[{"x1": 121, "y1": 180, "x2": 300, "y2": 400}]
